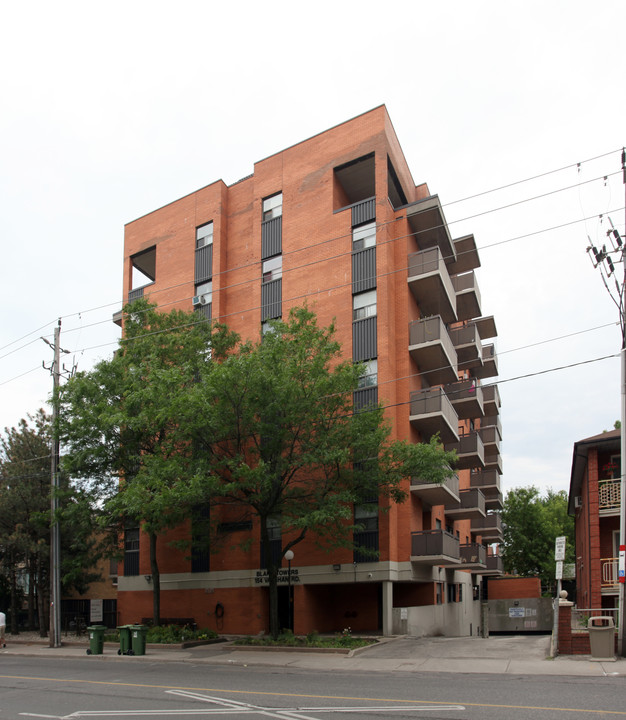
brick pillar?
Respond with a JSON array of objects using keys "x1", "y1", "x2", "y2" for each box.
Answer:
[{"x1": 558, "y1": 601, "x2": 573, "y2": 655}]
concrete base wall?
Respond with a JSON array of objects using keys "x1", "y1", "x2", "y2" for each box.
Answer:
[{"x1": 392, "y1": 599, "x2": 482, "y2": 637}]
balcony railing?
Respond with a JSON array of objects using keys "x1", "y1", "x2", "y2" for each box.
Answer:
[
  {"x1": 408, "y1": 316, "x2": 458, "y2": 385},
  {"x1": 485, "y1": 554, "x2": 504, "y2": 574},
  {"x1": 445, "y1": 378, "x2": 484, "y2": 420},
  {"x1": 471, "y1": 513, "x2": 503, "y2": 540},
  {"x1": 599, "y1": 479, "x2": 620, "y2": 512},
  {"x1": 469, "y1": 469, "x2": 500, "y2": 497},
  {"x1": 411, "y1": 529, "x2": 460, "y2": 564},
  {"x1": 460, "y1": 542, "x2": 487, "y2": 566},
  {"x1": 482, "y1": 384, "x2": 501, "y2": 415},
  {"x1": 602, "y1": 557, "x2": 618, "y2": 588},
  {"x1": 411, "y1": 472, "x2": 460, "y2": 508},
  {"x1": 448, "y1": 323, "x2": 482, "y2": 369},
  {"x1": 446, "y1": 488, "x2": 486, "y2": 520},
  {"x1": 474, "y1": 344, "x2": 498, "y2": 379},
  {"x1": 407, "y1": 247, "x2": 457, "y2": 323},
  {"x1": 409, "y1": 388, "x2": 459, "y2": 444},
  {"x1": 445, "y1": 431, "x2": 485, "y2": 470},
  {"x1": 451, "y1": 271, "x2": 482, "y2": 321}
]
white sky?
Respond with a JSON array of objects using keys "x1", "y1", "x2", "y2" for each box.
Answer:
[{"x1": 1, "y1": 0, "x2": 624, "y2": 499}]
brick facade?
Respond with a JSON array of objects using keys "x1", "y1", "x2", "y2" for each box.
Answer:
[{"x1": 116, "y1": 106, "x2": 503, "y2": 636}]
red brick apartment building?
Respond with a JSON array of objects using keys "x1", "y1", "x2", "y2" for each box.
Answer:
[
  {"x1": 116, "y1": 105, "x2": 504, "y2": 637},
  {"x1": 569, "y1": 429, "x2": 621, "y2": 611}
]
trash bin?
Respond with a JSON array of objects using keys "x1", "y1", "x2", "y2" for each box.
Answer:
[
  {"x1": 588, "y1": 616, "x2": 616, "y2": 658},
  {"x1": 117, "y1": 625, "x2": 133, "y2": 655},
  {"x1": 86, "y1": 625, "x2": 107, "y2": 655},
  {"x1": 131, "y1": 625, "x2": 149, "y2": 656}
]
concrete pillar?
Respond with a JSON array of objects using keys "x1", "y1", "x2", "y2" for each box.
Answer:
[{"x1": 382, "y1": 580, "x2": 394, "y2": 636}]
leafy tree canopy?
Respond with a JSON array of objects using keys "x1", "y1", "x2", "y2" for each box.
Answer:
[
  {"x1": 183, "y1": 306, "x2": 457, "y2": 636},
  {"x1": 500, "y1": 485, "x2": 574, "y2": 590}
]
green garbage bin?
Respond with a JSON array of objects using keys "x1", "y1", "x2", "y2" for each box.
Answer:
[
  {"x1": 86, "y1": 625, "x2": 107, "y2": 655},
  {"x1": 131, "y1": 625, "x2": 148, "y2": 656},
  {"x1": 117, "y1": 625, "x2": 133, "y2": 655}
]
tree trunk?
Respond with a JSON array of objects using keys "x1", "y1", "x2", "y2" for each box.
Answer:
[
  {"x1": 149, "y1": 532, "x2": 160, "y2": 626},
  {"x1": 9, "y1": 558, "x2": 19, "y2": 635},
  {"x1": 260, "y1": 515, "x2": 280, "y2": 639},
  {"x1": 27, "y1": 554, "x2": 35, "y2": 630}
]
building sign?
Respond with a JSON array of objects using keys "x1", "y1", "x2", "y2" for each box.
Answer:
[
  {"x1": 509, "y1": 607, "x2": 524, "y2": 618},
  {"x1": 255, "y1": 568, "x2": 300, "y2": 585},
  {"x1": 90, "y1": 598, "x2": 103, "y2": 623},
  {"x1": 620, "y1": 545, "x2": 625, "y2": 583}
]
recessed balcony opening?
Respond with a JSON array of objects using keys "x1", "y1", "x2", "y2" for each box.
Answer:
[
  {"x1": 131, "y1": 246, "x2": 156, "y2": 290},
  {"x1": 387, "y1": 156, "x2": 408, "y2": 209},
  {"x1": 334, "y1": 153, "x2": 375, "y2": 210}
]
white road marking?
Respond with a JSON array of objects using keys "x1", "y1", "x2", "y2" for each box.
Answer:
[{"x1": 20, "y1": 689, "x2": 466, "y2": 718}]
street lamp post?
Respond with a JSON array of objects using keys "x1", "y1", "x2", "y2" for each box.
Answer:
[{"x1": 284, "y1": 550, "x2": 294, "y2": 632}]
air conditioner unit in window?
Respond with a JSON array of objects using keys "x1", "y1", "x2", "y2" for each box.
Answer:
[
  {"x1": 192, "y1": 295, "x2": 208, "y2": 307},
  {"x1": 574, "y1": 496, "x2": 582, "y2": 509}
]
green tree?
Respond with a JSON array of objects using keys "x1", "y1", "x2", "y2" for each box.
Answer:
[
  {"x1": 58, "y1": 299, "x2": 237, "y2": 625},
  {"x1": 501, "y1": 485, "x2": 574, "y2": 591},
  {"x1": 185, "y1": 306, "x2": 457, "y2": 638},
  {"x1": 0, "y1": 410, "x2": 102, "y2": 636}
]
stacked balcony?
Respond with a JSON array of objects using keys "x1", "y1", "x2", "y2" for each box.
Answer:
[
  {"x1": 447, "y1": 234, "x2": 480, "y2": 276},
  {"x1": 410, "y1": 388, "x2": 459, "y2": 444},
  {"x1": 411, "y1": 529, "x2": 460, "y2": 565},
  {"x1": 445, "y1": 378, "x2": 484, "y2": 420},
  {"x1": 482, "y1": 384, "x2": 501, "y2": 416},
  {"x1": 473, "y1": 344, "x2": 498, "y2": 380},
  {"x1": 474, "y1": 315, "x2": 497, "y2": 341},
  {"x1": 471, "y1": 513, "x2": 504, "y2": 542},
  {"x1": 409, "y1": 316, "x2": 458, "y2": 386},
  {"x1": 459, "y1": 542, "x2": 487, "y2": 570},
  {"x1": 445, "y1": 488, "x2": 486, "y2": 521},
  {"x1": 407, "y1": 247, "x2": 457, "y2": 323},
  {"x1": 482, "y1": 554, "x2": 504, "y2": 576},
  {"x1": 405, "y1": 195, "x2": 455, "y2": 262},
  {"x1": 469, "y1": 469, "x2": 503, "y2": 510},
  {"x1": 445, "y1": 431, "x2": 485, "y2": 470},
  {"x1": 479, "y1": 420, "x2": 501, "y2": 454},
  {"x1": 411, "y1": 472, "x2": 460, "y2": 508},
  {"x1": 451, "y1": 271, "x2": 481, "y2": 321},
  {"x1": 449, "y1": 323, "x2": 483, "y2": 372}
]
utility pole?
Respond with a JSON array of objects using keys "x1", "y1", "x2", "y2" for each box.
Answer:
[
  {"x1": 587, "y1": 148, "x2": 626, "y2": 655},
  {"x1": 42, "y1": 320, "x2": 70, "y2": 648}
]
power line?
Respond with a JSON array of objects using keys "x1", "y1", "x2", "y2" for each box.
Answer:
[{"x1": 7, "y1": 150, "x2": 618, "y2": 345}]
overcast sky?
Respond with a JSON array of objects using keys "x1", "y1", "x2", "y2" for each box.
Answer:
[{"x1": 1, "y1": 1, "x2": 624, "y2": 499}]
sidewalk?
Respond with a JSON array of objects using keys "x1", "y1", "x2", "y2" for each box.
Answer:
[{"x1": 2, "y1": 634, "x2": 625, "y2": 677}]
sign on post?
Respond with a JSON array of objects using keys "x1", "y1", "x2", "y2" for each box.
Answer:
[
  {"x1": 555, "y1": 536, "x2": 566, "y2": 562},
  {"x1": 555, "y1": 561, "x2": 563, "y2": 580}
]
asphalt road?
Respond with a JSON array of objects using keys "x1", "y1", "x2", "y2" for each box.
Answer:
[{"x1": 0, "y1": 654, "x2": 624, "y2": 719}]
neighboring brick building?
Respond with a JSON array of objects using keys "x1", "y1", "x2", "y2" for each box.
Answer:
[
  {"x1": 569, "y1": 428, "x2": 621, "y2": 611},
  {"x1": 116, "y1": 105, "x2": 504, "y2": 637}
]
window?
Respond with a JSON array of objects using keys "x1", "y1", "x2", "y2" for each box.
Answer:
[
  {"x1": 196, "y1": 222, "x2": 213, "y2": 249},
  {"x1": 262, "y1": 320, "x2": 279, "y2": 336},
  {"x1": 352, "y1": 222, "x2": 376, "y2": 251},
  {"x1": 263, "y1": 255, "x2": 282, "y2": 282},
  {"x1": 436, "y1": 582, "x2": 443, "y2": 605},
  {"x1": 353, "y1": 289, "x2": 376, "y2": 321},
  {"x1": 124, "y1": 527, "x2": 139, "y2": 576},
  {"x1": 195, "y1": 280, "x2": 212, "y2": 305},
  {"x1": 354, "y1": 503, "x2": 378, "y2": 532},
  {"x1": 263, "y1": 193, "x2": 282, "y2": 221},
  {"x1": 358, "y1": 359, "x2": 378, "y2": 388}
]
